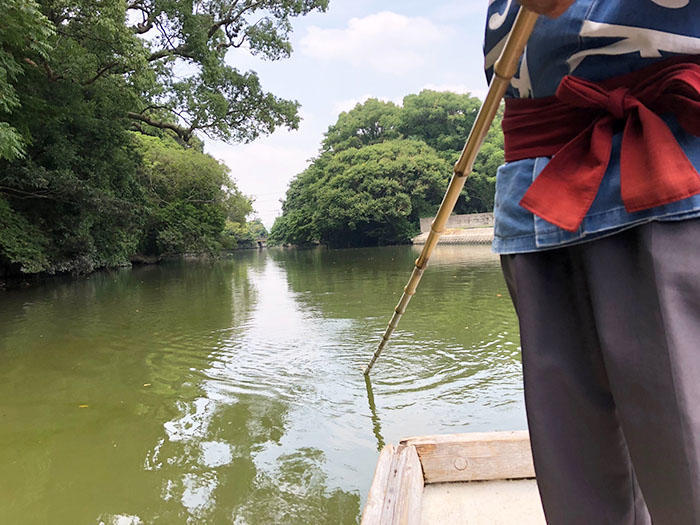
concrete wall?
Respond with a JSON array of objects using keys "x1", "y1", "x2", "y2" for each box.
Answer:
[{"x1": 419, "y1": 213, "x2": 494, "y2": 233}]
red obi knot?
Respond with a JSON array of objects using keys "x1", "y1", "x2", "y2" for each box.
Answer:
[
  {"x1": 605, "y1": 87, "x2": 631, "y2": 120},
  {"x1": 502, "y1": 56, "x2": 700, "y2": 232}
]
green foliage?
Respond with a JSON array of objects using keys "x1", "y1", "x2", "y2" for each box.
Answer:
[
  {"x1": 134, "y1": 134, "x2": 253, "y2": 255},
  {"x1": 468, "y1": 114, "x2": 504, "y2": 212},
  {"x1": 221, "y1": 221, "x2": 253, "y2": 250},
  {"x1": 271, "y1": 140, "x2": 453, "y2": 247},
  {"x1": 0, "y1": 123, "x2": 25, "y2": 160},
  {"x1": 36, "y1": 0, "x2": 327, "y2": 143},
  {"x1": 0, "y1": 196, "x2": 49, "y2": 273},
  {"x1": 1, "y1": 77, "x2": 147, "y2": 274},
  {"x1": 322, "y1": 99, "x2": 401, "y2": 153},
  {"x1": 221, "y1": 218, "x2": 267, "y2": 249},
  {"x1": 0, "y1": 0, "x2": 328, "y2": 145},
  {"x1": 398, "y1": 90, "x2": 482, "y2": 154},
  {"x1": 0, "y1": 0, "x2": 54, "y2": 160},
  {"x1": 248, "y1": 219, "x2": 268, "y2": 239},
  {"x1": 272, "y1": 92, "x2": 505, "y2": 247},
  {"x1": 0, "y1": 0, "x2": 323, "y2": 277},
  {"x1": 398, "y1": 91, "x2": 504, "y2": 213}
]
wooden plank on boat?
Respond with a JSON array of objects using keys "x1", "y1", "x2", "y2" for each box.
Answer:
[
  {"x1": 362, "y1": 444, "x2": 396, "y2": 524},
  {"x1": 361, "y1": 444, "x2": 424, "y2": 525},
  {"x1": 400, "y1": 431, "x2": 534, "y2": 484},
  {"x1": 385, "y1": 445, "x2": 423, "y2": 525}
]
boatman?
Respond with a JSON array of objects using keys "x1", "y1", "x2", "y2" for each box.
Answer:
[{"x1": 484, "y1": 0, "x2": 700, "y2": 522}]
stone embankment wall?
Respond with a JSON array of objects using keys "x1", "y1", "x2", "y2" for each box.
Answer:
[
  {"x1": 419, "y1": 213, "x2": 494, "y2": 234},
  {"x1": 413, "y1": 213, "x2": 495, "y2": 245}
]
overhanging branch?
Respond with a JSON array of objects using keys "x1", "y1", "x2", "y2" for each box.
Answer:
[{"x1": 127, "y1": 112, "x2": 193, "y2": 141}]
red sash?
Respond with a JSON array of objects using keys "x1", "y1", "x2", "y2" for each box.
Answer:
[{"x1": 503, "y1": 56, "x2": 700, "y2": 232}]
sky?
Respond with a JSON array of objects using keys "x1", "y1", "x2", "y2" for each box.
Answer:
[{"x1": 203, "y1": 0, "x2": 491, "y2": 229}]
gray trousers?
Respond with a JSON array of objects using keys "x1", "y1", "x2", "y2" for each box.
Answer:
[{"x1": 501, "y1": 219, "x2": 700, "y2": 524}]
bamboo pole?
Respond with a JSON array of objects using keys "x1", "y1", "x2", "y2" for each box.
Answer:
[{"x1": 364, "y1": 7, "x2": 538, "y2": 376}]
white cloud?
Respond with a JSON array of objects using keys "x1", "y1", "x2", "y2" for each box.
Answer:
[{"x1": 300, "y1": 11, "x2": 452, "y2": 75}]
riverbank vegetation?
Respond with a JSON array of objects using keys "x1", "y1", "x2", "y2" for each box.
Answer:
[
  {"x1": 0, "y1": 0, "x2": 325, "y2": 280},
  {"x1": 270, "y1": 92, "x2": 504, "y2": 247}
]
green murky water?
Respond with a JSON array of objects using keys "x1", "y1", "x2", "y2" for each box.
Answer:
[{"x1": 0, "y1": 245, "x2": 524, "y2": 524}]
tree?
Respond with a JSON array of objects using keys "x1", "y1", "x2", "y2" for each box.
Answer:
[
  {"x1": 134, "y1": 134, "x2": 253, "y2": 256},
  {"x1": 271, "y1": 140, "x2": 453, "y2": 247},
  {"x1": 398, "y1": 90, "x2": 482, "y2": 155},
  {"x1": 22, "y1": 0, "x2": 328, "y2": 143},
  {"x1": 221, "y1": 217, "x2": 267, "y2": 249},
  {"x1": 397, "y1": 90, "x2": 504, "y2": 212},
  {"x1": 1, "y1": 73, "x2": 147, "y2": 274},
  {"x1": 271, "y1": 92, "x2": 506, "y2": 247},
  {"x1": 0, "y1": 0, "x2": 53, "y2": 160},
  {"x1": 0, "y1": 0, "x2": 327, "y2": 277},
  {"x1": 248, "y1": 219, "x2": 268, "y2": 239},
  {"x1": 466, "y1": 108, "x2": 504, "y2": 213},
  {"x1": 269, "y1": 164, "x2": 325, "y2": 246},
  {"x1": 322, "y1": 99, "x2": 401, "y2": 153}
]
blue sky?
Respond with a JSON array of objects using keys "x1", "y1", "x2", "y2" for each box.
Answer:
[{"x1": 204, "y1": 0, "x2": 491, "y2": 228}]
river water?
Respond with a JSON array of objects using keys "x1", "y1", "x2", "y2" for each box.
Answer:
[{"x1": 0, "y1": 245, "x2": 525, "y2": 524}]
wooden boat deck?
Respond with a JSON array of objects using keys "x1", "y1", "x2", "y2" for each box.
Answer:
[
  {"x1": 422, "y1": 479, "x2": 544, "y2": 524},
  {"x1": 361, "y1": 431, "x2": 545, "y2": 525}
]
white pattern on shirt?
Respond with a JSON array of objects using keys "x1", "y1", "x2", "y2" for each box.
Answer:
[{"x1": 569, "y1": 21, "x2": 700, "y2": 72}]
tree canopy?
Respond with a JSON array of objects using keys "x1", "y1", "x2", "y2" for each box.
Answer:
[
  {"x1": 0, "y1": 0, "x2": 54, "y2": 160},
  {"x1": 270, "y1": 91, "x2": 505, "y2": 247},
  {"x1": 272, "y1": 139, "x2": 453, "y2": 247},
  {"x1": 16, "y1": 0, "x2": 328, "y2": 144},
  {"x1": 134, "y1": 134, "x2": 254, "y2": 256},
  {"x1": 322, "y1": 99, "x2": 401, "y2": 153},
  {"x1": 0, "y1": 0, "x2": 326, "y2": 279}
]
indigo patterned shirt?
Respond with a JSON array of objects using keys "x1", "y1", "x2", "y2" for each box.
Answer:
[{"x1": 484, "y1": 0, "x2": 700, "y2": 254}]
